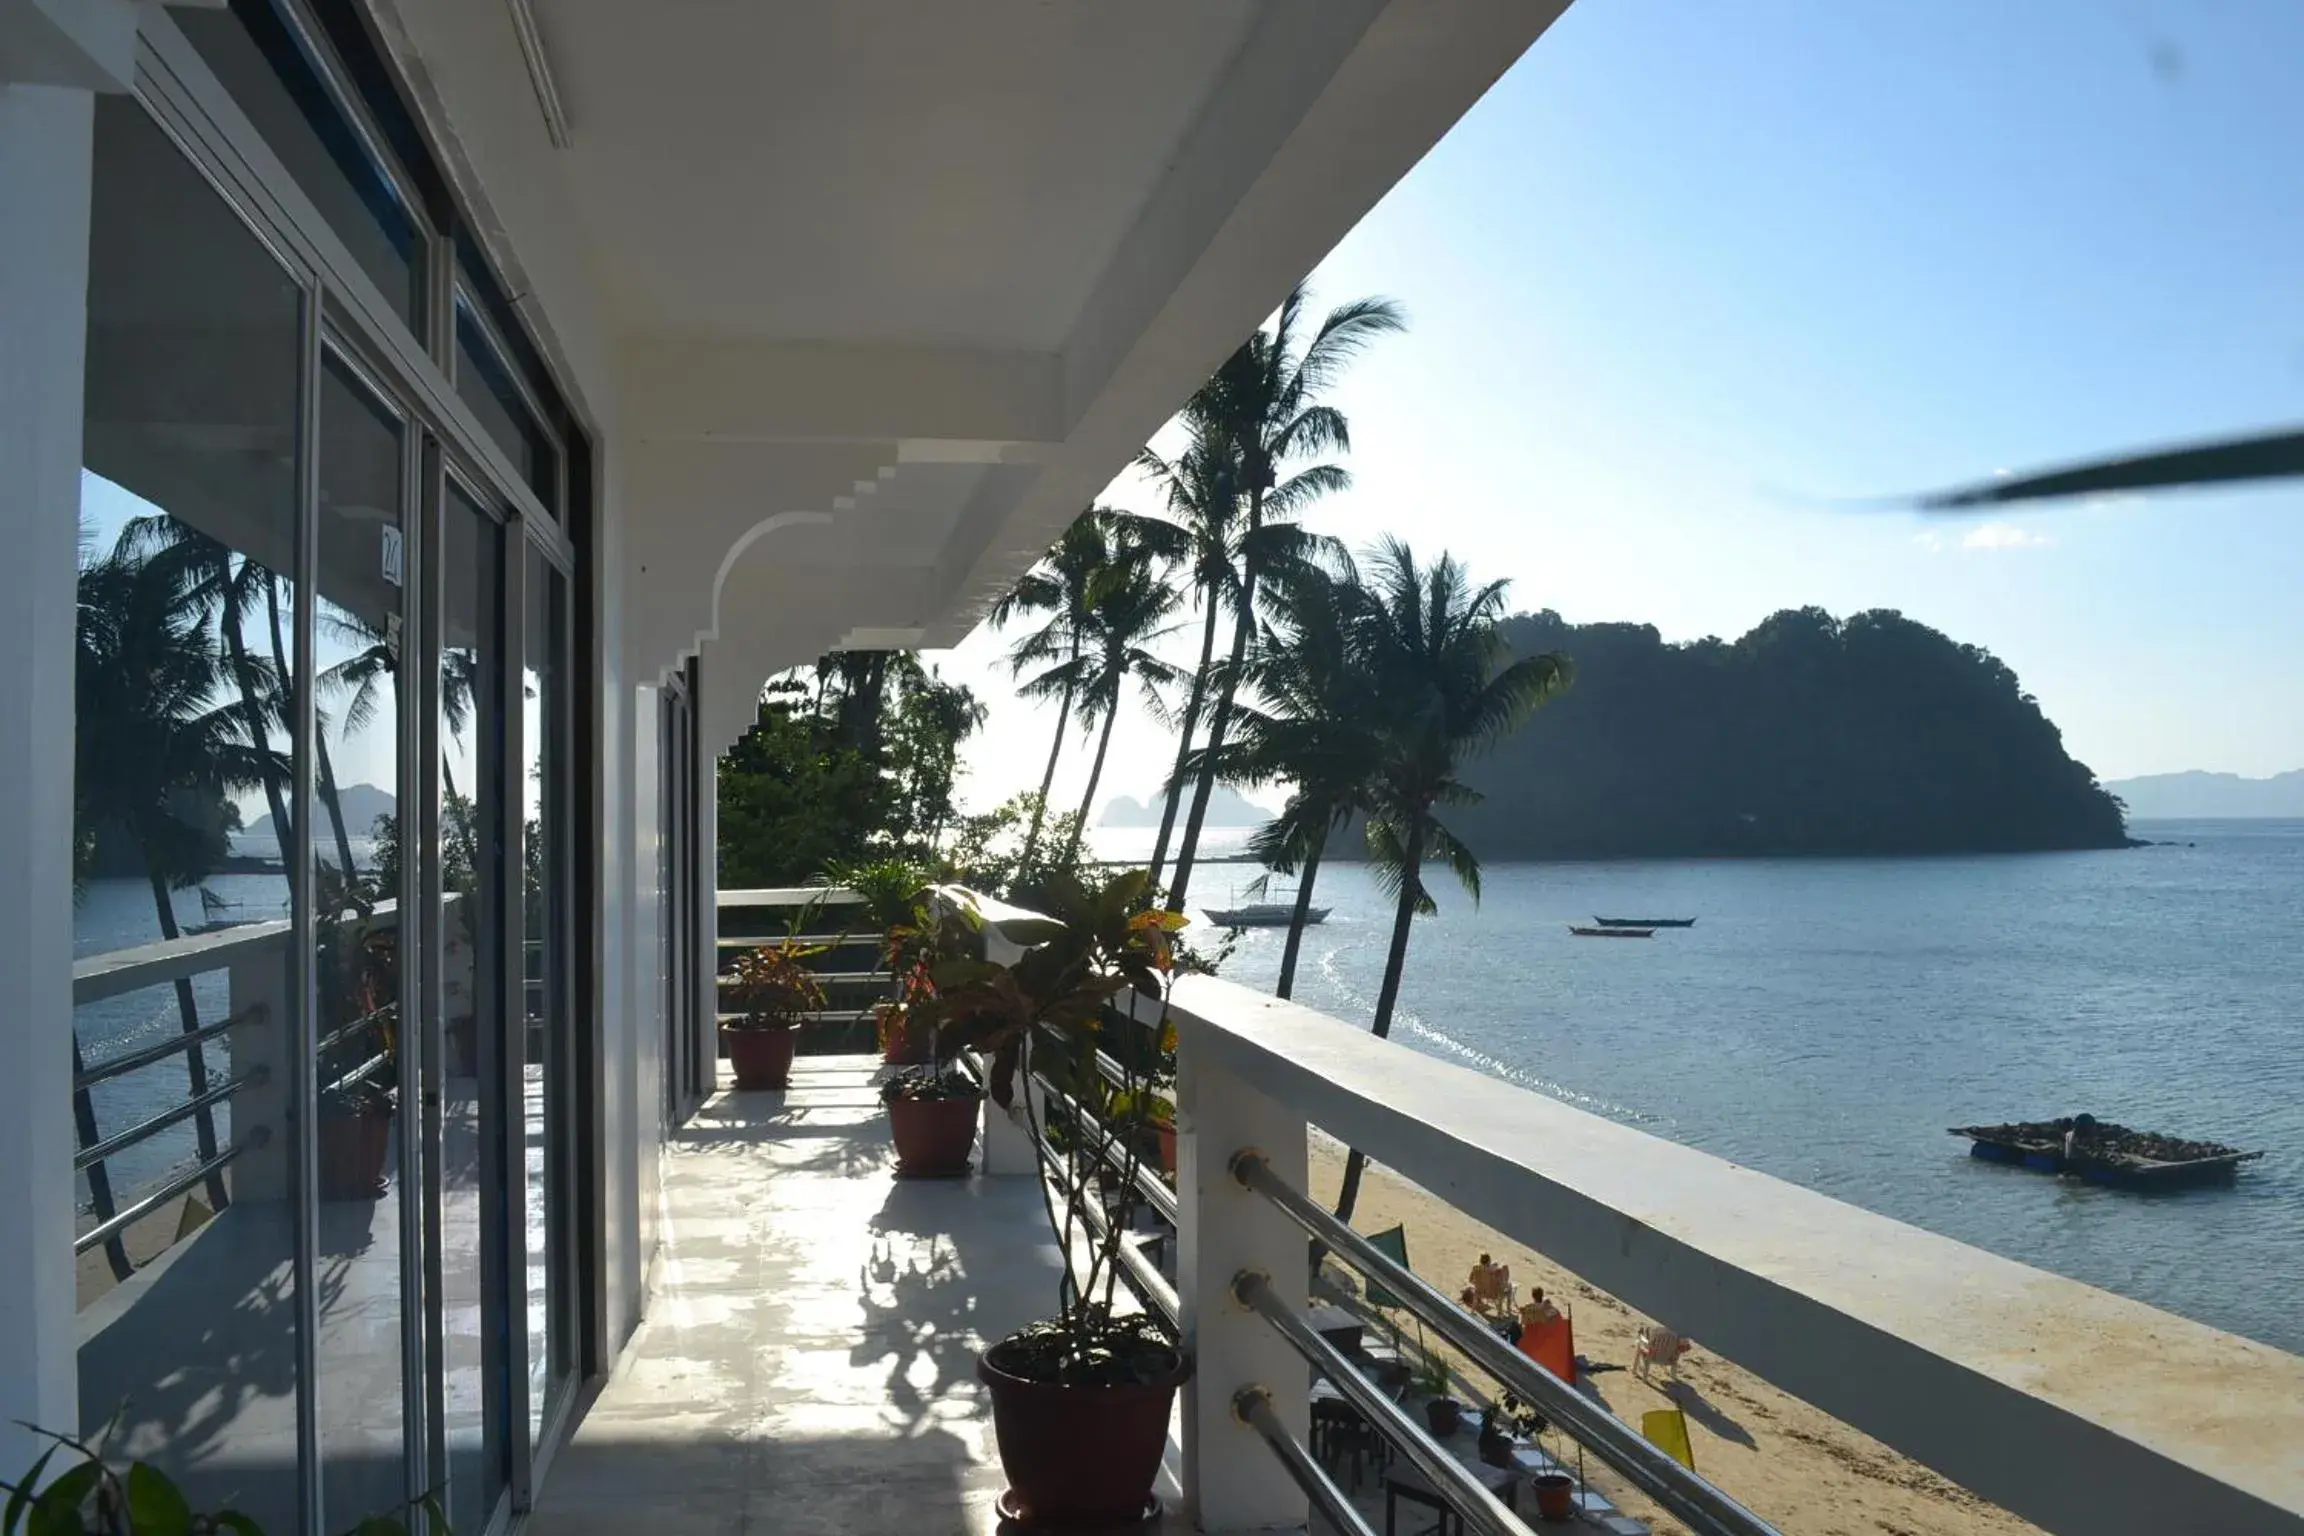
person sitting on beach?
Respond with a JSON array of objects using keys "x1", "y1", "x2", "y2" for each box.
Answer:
[
  {"x1": 1519, "y1": 1287, "x2": 1564, "y2": 1330},
  {"x1": 1469, "y1": 1253, "x2": 1517, "y2": 1317}
]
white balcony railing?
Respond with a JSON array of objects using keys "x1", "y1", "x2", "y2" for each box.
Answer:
[{"x1": 1153, "y1": 971, "x2": 2304, "y2": 1536}]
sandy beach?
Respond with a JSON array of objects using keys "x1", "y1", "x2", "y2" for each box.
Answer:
[{"x1": 1306, "y1": 1139, "x2": 2040, "y2": 1536}]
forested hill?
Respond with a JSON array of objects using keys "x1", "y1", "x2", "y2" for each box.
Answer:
[{"x1": 1432, "y1": 607, "x2": 2129, "y2": 859}]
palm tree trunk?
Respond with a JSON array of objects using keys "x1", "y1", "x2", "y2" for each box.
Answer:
[
  {"x1": 1332, "y1": 814, "x2": 1426, "y2": 1227},
  {"x1": 145, "y1": 867, "x2": 230, "y2": 1211},
  {"x1": 1148, "y1": 595, "x2": 1221, "y2": 887},
  {"x1": 262, "y1": 576, "x2": 297, "y2": 858},
  {"x1": 222, "y1": 590, "x2": 291, "y2": 866},
  {"x1": 1062, "y1": 698, "x2": 1120, "y2": 868},
  {"x1": 315, "y1": 731, "x2": 360, "y2": 888},
  {"x1": 1018, "y1": 673, "x2": 1075, "y2": 873},
  {"x1": 1274, "y1": 825, "x2": 1329, "y2": 1000},
  {"x1": 1165, "y1": 566, "x2": 1257, "y2": 912}
]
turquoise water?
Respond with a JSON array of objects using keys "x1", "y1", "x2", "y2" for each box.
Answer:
[{"x1": 1203, "y1": 820, "x2": 2304, "y2": 1356}]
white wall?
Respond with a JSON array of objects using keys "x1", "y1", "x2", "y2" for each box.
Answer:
[{"x1": 0, "y1": 76, "x2": 101, "y2": 1470}]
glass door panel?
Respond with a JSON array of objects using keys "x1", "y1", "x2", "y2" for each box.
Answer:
[
  {"x1": 312, "y1": 349, "x2": 408, "y2": 1531},
  {"x1": 521, "y1": 545, "x2": 573, "y2": 1444},
  {"x1": 435, "y1": 478, "x2": 508, "y2": 1532}
]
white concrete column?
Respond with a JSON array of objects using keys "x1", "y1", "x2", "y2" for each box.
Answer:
[
  {"x1": 1175, "y1": 1013, "x2": 1307, "y2": 1534},
  {"x1": 0, "y1": 74, "x2": 103, "y2": 1465},
  {"x1": 226, "y1": 944, "x2": 296, "y2": 1202}
]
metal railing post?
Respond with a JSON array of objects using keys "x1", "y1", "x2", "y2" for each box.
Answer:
[{"x1": 1175, "y1": 1009, "x2": 1307, "y2": 1533}]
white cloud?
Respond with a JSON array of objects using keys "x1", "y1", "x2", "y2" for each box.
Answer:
[{"x1": 1959, "y1": 521, "x2": 2055, "y2": 551}]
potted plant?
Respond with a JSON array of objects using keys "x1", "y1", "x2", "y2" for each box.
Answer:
[
  {"x1": 1478, "y1": 1392, "x2": 1546, "y2": 1468},
  {"x1": 827, "y1": 858, "x2": 937, "y2": 1065},
  {"x1": 722, "y1": 936, "x2": 826, "y2": 1090},
  {"x1": 317, "y1": 1072, "x2": 393, "y2": 1200},
  {"x1": 923, "y1": 869, "x2": 1191, "y2": 1525},
  {"x1": 1531, "y1": 1469, "x2": 1579, "y2": 1523},
  {"x1": 1415, "y1": 1352, "x2": 1462, "y2": 1436}
]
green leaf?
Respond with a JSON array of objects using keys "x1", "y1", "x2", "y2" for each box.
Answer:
[
  {"x1": 126, "y1": 1464, "x2": 193, "y2": 1536},
  {"x1": 348, "y1": 1517, "x2": 408, "y2": 1536},
  {"x1": 28, "y1": 1462, "x2": 102, "y2": 1536},
  {"x1": 4, "y1": 1447, "x2": 58, "y2": 1536},
  {"x1": 209, "y1": 1514, "x2": 263, "y2": 1536}
]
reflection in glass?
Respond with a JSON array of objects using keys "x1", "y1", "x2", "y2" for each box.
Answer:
[
  {"x1": 456, "y1": 300, "x2": 558, "y2": 514},
  {"x1": 73, "y1": 94, "x2": 303, "y2": 1531},
  {"x1": 314, "y1": 353, "x2": 409, "y2": 1529},
  {"x1": 179, "y1": 0, "x2": 424, "y2": 329},
  {"x1": 437, "y1": 482, "x2": 506, "y2": 1532},
  {"x1": 523, "y1": 546, "x2": 568, "y2": 1441}
]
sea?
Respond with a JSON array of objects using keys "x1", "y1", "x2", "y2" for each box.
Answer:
[
  {"x1": 79, "y1": 821, "x2": 2300, "y2": 1355},
  {"x1": 1126, "y1": 819, "x2": 2304, "y2": 1358}
]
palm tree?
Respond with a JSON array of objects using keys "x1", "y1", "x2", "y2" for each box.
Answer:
[
  {"x1": 1178, "y1": 559, "x2": 1381, "y2": 997},
  {"x1": 1329, "y1": 538, "x2": 1572, "y2": 1226},
  {"x1": 995, "y1": 507, "x2": 1182, "y2": 872},
  {"x1": 76, "y1": 524, "x2": 288, "y2": 1212},
  {"x1": 1164, "y1": 284, "x2": 1404, "y2": 912},
  {"x1": 1018, "y1": 531, "x2": 1185, "y2": 870}
]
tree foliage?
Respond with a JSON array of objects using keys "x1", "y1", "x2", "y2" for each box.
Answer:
[
  {"x1": 716, "y1": 654, "x2": 987, "y2": 887},
  {"x1": 1408, "y1": 605, "x2": 2128, "y2": 858}
]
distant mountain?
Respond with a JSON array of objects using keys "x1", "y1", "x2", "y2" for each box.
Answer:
[
  {"x1": 246, "y1": 782, "x2": 397, "y2": 839},
  {"x1": 1101, "y1": 787, "x2": 1273, "y2": 828},
  {"x1": 1334, "y1": 607, "x2": 2128, "y2": 860},
  {"x1": 2103, "y1": 770, "x2": 2304, "y2": 819}
]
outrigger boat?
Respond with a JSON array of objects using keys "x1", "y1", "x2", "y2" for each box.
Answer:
[{"x1": 1950, "y1": 1115, "x2": 2262, "y2": 1189}]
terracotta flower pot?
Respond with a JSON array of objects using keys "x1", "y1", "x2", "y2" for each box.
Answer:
[
  {"x1": 318, "y1": 1105, "x2": 391, "y2": 1200},
  {"x1": 887, "y1": 1093, "x2": 979, "y2": 1176},
  {"x1": 1154, "y1": 1120, "x2": 1177, "y2": 1176},
  {"x1": 723, "y1": 1023, "x2": 796, "y2": 1090},
  {"x1": 978, "y1": 1342, "x2": 1191, "y2": 1525},
  {"x1": 1532, "y1": 1471, "x2": 1577, "y2": 1523}
]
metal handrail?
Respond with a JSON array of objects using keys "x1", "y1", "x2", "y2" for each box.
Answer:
[
  {"x1": 76, "y1": 1007, "x2": 259, "y2": 1089},
  {"x1": 1232, "y1": 1151, "x2": 1782, "y2": 1536},
  {"x1": 1234, "y1": 1387, "x2": 1380, "y2": 1536},
  {"x1": 999, "y1": 1063, "x2": 1180, "y2": 1332},
  {"x1": 75, "y1": 1129, "x2": 266, "y2": 1256},
  {"x1": 317, "y1": 1001, "x2": 397, "y2": 1057},
  {"x1": 75, "y1": 1067, "x2": 265, "y2": 1171},
  {"x1": 1235, "y1": 1269, "x2": 1534, "y2": 1536},
  {"x1": 326, "y1": 1052, "x2": 393, "y2": 1097},
  {"x1": 1029, "y1": 1063, "x2": 1181, "y2": 1228}
]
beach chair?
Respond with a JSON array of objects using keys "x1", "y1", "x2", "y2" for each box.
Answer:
[
  {"x1": 1635, "y1": 1324, "x2": 1691, "y2": 1383},
  {"x1": 1469, "y1": 1258, "x2": 1517, "y2": 1316}
]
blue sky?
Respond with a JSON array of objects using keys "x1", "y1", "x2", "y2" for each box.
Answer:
[{"x1": 942, "y1": 0, "x2": 2304, "y2": 811}]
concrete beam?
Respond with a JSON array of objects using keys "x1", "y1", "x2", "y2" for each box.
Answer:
[
  {"x1": 0, "y1": 0, "x2": 136, "y2": 89},
  {"x1": 620, "y1": 337, "x2": 1064, "y2": 452}
]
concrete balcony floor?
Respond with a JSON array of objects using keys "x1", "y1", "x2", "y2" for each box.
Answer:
[{"x1": 531, "y1": 1056, "x2": 1188, "y2": 1536}]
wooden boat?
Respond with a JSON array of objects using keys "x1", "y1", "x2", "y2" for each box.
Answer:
[
  {"x1": 1950, "y1": 1117, "x2": 2263, "y2": 1188},
  {"x1": 1206, "y1": 903, "x2": 1328, "y2": 928},
  {"x1": 1569, "y1": 925, "x2": 1653, "y2": 938},
  {"x1": 1594, "y1": 916, "x2": 1695, "y2": 928}
]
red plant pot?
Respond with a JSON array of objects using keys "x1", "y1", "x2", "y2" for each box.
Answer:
[
  {"x1": 887, "y1": 1093, "x2": 979, "y2": 1176},
  {"x1": 978, "y1": 1343, "x2": 1190, "y2": 1526},
  {"x1": 1532, "y1": 1471, "x2": 1578, "y2": 1523},
  {"x1": 318, "y1": 1106, "x2": 391, "y2": 1200},
  {"x1": 1154, "y1": 1121, "x2": 1177, "y2": 1177},
  {"x1": 723, "y1": 1023, "x2": 796, "y2": 1090}
]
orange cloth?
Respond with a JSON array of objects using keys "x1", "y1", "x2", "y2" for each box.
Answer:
[{"x1": 1519, "y1": 1313, "x2": 1575, "y2": 1383}]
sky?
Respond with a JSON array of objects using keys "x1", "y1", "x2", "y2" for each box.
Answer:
[{"x1": 932, "y1": 0, "x2": 2304, "y2": 818}]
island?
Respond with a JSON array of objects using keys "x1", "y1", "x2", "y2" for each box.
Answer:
[
  {"x1": 1399, "y1": 607, "x2": 2129, "y2": 859},
  {"x1": 1100, "y1": 787, "x2": 1273, "y2": 828}
]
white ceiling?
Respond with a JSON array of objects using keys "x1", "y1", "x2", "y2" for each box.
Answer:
[{"x1": 547, "y1": 0, "x2": 1259, "y2": 348}]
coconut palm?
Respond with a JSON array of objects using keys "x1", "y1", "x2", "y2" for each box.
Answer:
[
  {"x1": 1164, "y1": 284, "x2": 1404, "y2": 912},
  {"x1": 995, "y1": 506, "x2": 1182, "y2": 872},
  {"x1": 1177, "y1": 559, "x2": 1381, "y2": 997},
  {"x1": 1329, "y1": 538, "x2": 1572, "y2": 1225},
  {"x1": 1017, "y1": 531, "x2": 1185, "y2": 870},
  {"x1": 76, "y1": 523, "x2": 289, "y2": 1211}
]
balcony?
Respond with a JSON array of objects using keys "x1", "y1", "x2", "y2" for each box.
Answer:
[{"x1": 557, "y1": 889, "x2": 2304, "y2": 1536}]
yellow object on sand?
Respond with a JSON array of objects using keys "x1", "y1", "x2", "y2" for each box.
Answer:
[{"x1": 1642, "y1": 1407, "x2": 1695, "y2": 1470}]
